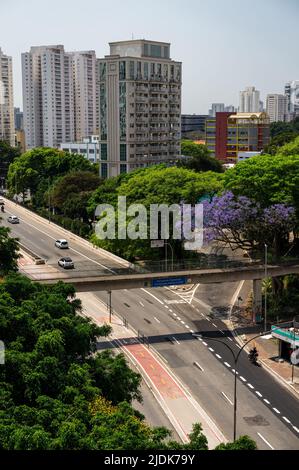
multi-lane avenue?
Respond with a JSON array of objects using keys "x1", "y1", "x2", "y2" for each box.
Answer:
[{"x1": 2, "y1": 197, "x2": 299, "y2": 449}]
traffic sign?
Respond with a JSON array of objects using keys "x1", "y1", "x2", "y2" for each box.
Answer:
[{"x1": 152, "y1": 276, "x2": 187, "y2": 288}]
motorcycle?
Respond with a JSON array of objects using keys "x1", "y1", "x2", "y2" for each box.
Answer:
[{"x1": 248, "y1": 347, "x2": 259, "y2": 365}]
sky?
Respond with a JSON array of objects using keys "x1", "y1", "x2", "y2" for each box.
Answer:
[{"x1": 1, "y1": 0, "x2": 299, "y2": 114}]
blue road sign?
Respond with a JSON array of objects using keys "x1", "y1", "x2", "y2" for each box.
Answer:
[{"x1": 152, "y1": 276, "x2": 187, "y2": 288}]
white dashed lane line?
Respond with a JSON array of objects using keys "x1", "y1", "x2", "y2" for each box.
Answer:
[
  {"x1": 247, "y1": 383, "x2": 254, "y2": 389},
  {"x1": 221, "y1": 392, "x2": 233, "y2": 406},
  {"x1": 208, "y1": 347, "x2": 214, "y2": 352},
  {"x1": 255, "y1": 391, "x2": 263, "y2": 397},
  {"x1": 240, "y1": 376, "x2": 246, "y2": 382},
  {"x1": 212, "y1": 323, "x2": 217, "y2": 328},
  {"x1": 224, "y1": 362, "x2": 231, "y2": 368},
  {"x1": 216, "y1": 354, "x2": 222, "y2": 359},
  {"x1": 283, "y1": 417, "x2": 291, "y2": 424},
  {"x1": 293, "y1": 426, "x2": 299, "y2": 433},
  {"x1": 154, "y1": 317, "x2": 160, "y2": 323},
  {"x1": 273, "y1": 408, "x2": 280, "y2": 414},
  {"x1": 264, "y1": 399, "x2": 270, "y2": 405},
  {"x1": 202, "y1": 341, "x2": 208, "y2": 346}
]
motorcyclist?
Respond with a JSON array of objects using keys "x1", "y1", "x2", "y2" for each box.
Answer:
[{"x1": 248, "y1": 346, "x2": 259, "y2": 365}]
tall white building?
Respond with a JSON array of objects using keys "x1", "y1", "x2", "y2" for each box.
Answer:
[
  {"x1": 266, "y1": 94, "x2": 287, "y2": 122},
  {"x1": 22, "y1": 45, "x2": 74, "y2": 149},
  {"x1": 97, "y1": 39, "x2": 181, "y2": 178},
  {"x1": 285, "y1": 80, "x2": 299, "y2": 120},
  {"x1": 239, "y1": 86, "x2": 260, "y2": 113},
  {"x1": 70, "y1": 51, "x2": 97, "y2": 141},
  {"x1": 209, "y1": 103, "x2": 224, "y2": 116},
  {"x1": 0, "y1": 48, "x2": 14, "y2": 146}
]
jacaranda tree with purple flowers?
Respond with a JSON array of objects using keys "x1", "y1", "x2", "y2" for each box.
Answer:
[{"x1": 203, "y1": 191, "x2": 296, "y2": 259}]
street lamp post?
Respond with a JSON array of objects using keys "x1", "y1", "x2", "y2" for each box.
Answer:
[
  {"x1": 194, "y1": 331, "x2": 271, "y2": 441},
  {"x1": 164, "y1": 242, "x2": 174, "y2": 272},
  {"x1": 264, "y1": 243, "x2": 268, "y2": 332},
  {"x1": 107, "y1": 290, "x2": 112, "y2": 323}
]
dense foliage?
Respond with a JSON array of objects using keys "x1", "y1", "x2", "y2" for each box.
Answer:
[
  {"x1": 0, "y1": 225, "x2": 19, "y2": 274},
  {"x1": 88, "y1": 165, "x2": 224, "y2": 261},
  {"x1": 264, "y1": 117, "x2": 299, "y2": 155},
  {"x1": 7, "y1": 148, "x2": 96, "y2": 205},
  {"x1": 0, "y1": 140, "x2": 21, "y2": 185},
  {"x1": 180, "y1": 140, "x2": 223, "y2": 173}
]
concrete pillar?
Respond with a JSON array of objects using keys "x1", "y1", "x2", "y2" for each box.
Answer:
[{"x1": 252, "y1": 279, "x2": 262, "y2": 319}]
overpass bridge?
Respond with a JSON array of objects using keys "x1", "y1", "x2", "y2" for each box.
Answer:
[{"x1": 38, "y1": 261, "x2": 299, "y2": 314}]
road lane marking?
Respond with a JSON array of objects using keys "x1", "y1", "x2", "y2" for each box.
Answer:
[
  {"x1": 228, "y1": 337, "x2": 233, "y2": 342},
  {"x1": 180, "y1": 320, "x2": 185, "y2": 325},
  {"x1": 165, "y1": 305, "x2": 169, "y2": 309},
  {"x1": 257, "y1": 433, "x2": 275, "y2": 450},
  {"x1": 173, "y1": 313, "x2": 177, "y2": 317},
  {"x1": 172, "y1": 337, "x2": 180, "y2": 345},
  {"x1": 177, "y1": 317, "x2": 181, "y2": 321},
  {"x1": 169, "y1": 309, "x2": 173, "y2": 313},
  {"x1": 232, "y1": 369, "x2": 238, "y2": 375},
  {"x1": 264, "y1": 399, "x2": 270, "y2": 405},
  {"x1": 247, "y1": 383, "x2": 254, "y2": 389},
  {"x1": 190, "y1": 330, "x2": 195, "y2": 333},
  {"x1": 154, "y1": 317, "x2": 160, "y2": 323},
  {"x1": 193, "y1": 362, "x2": 204, "y2": 371},
  {"x1": 139, "y1": 301, "x2": 144, "y2": 307},
  {"x1": 283, "y1": 417, "x2": 291, "y2": 424},
  {"x1": 221, "y1": 392, "x2": 233, "y2": 406},
  {"x1": 240, "y1": 376, "x2": 246, "y2": 382},
  {"x1": 209, "y1": 347, "x2": 214, "y2": 352},
  {"x1": 255, "y1": 391, "x2": 262, "y2": 397},
  {"x1": 236, "y1": 344, "x2": 241, "y2": 349},
  {"x1": 212, "y1": 323, "x2": 217, "y2": 328},
  {"x1": 202, "y1": 341, "x2": 208, "y2": 346},
  {"x1": 273, "y1": 408, "x2": 280, "y2": 414},
  {"x1": 141, "y1": 289, "x2": 164, "y2": 305},
  {"x1": 185, "y1": 325, "x2": 191, "y2": 329},
  {"x1": 293, "y1": 426, "x2": 299, "y2": 433},
  {"x1": 216, "y1": 354, "x2": 222, "y2": 359},
  {"x1": 224, "y1": 362, "x2": 231, "y2": 368}
]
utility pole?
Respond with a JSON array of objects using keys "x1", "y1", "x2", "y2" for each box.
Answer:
[
  {"x1": 107, "y1": 290, "x2": 112, "y2": 323},
  {"x1": 264, "y1": 243, "x2": 268, "y2": 332},
  {"x1": 48, "y1": 177, "x2": 51, "y2": 223}
]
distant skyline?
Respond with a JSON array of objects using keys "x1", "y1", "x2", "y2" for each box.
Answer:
[{"x1": 1, "y1": 0, "x2": 298, "y2": 114}]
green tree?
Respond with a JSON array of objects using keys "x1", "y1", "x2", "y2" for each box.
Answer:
[
  {"x1": 0, "y1": 225, "x2": 19, "y2": 274},
  {"x1": 215, "y1": 435, "x2": 257, "y2": 450},
  {"x1": 180, "y1": 140, "x2": 223, "y2": 173},
  {"x1": 0, "y1": 140, "x2": 21, "y2": 187}
]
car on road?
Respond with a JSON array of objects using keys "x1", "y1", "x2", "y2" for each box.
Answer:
[
  {"x1": 7, "y1": 215, "x2": 19, "y2": 224},
  {"x1": 55, "y1": 239, "x2": 69, "y2": 249},
  {"x1": 58, "y1": 257, "x2": 74, "y2": 269}
]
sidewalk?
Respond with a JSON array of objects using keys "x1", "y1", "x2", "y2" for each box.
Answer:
[
  {"x1": 228, "y1": 296, "x2": 299, "y2": 397},
  {"x1": 77, "y1": 292, "x2": 227, "y2": 449}
]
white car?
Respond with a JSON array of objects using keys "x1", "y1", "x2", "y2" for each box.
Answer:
[
  {"x1": 55, "y1": 239, "x2": 69, "y2": 249},
  {"x1": 8, "y1": 215, "x2": 20, "y2": 224},
  {"x1": 58, "y1": 257, "x2": 74, "y2": 269}
]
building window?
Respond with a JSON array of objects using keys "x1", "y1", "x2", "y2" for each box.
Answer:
[
  {"x1": 119, "y1": 82, "x2": 126, "y2": 140},
  {"x1": 163, "y1": 46, "x2": 170, "y2": 59},
  {"x1": 79, "y1": 148, "x2": 87, "y2": 153},
  {"x1": 101, "y1": 143, "x2": 107, "y2": 160},
  {"x1": 137, "y1": 61, "x2": 142, "y2": 79},
  {"x1": 119, "y1": 61, "x2": 126, "y2": 80},
  {"x1": 129, "y1": 61, "x2": 135, "y2": 80},
  {"x1": 101, "y1": 163, "x2": 108, "y2": 179},
  {"x1": 144, "y1": 44, "x2": 149, "y2": 56},
  {"x1": 144, "y1": 62, "x2": 149, "y2": 80},
  {"x1": 100, "y1": 62, "x2": 106, "y2": 81},
  {"x1": 100, "y1": 83, "x2": 107, "y2": 140},
  {"x1": 120, "y1": 144, "x2": 127, "y2": 161},
  {"x1": 120, "y1": 164, "x2": 127, "y2": 174},
  {"x1": 150, "y1": 44, "x2": 162, "y2": 58}
]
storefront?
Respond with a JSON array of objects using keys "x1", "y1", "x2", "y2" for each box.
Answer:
[{"x1": 271, "y1": 322, "x2": 299, "y2": 363}]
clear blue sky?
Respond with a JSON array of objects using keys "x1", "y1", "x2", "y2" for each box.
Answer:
[{"x1": 1, "y1": 0, "x2": 298, "y2": 113}]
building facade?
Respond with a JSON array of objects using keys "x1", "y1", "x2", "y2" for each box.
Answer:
[
  {"x1": 205, "y1": 112, "x2": 270, "y2": 163},
  {"x1": 22, "y1": 45, "x2": 75, "y2": 149},
  {"x1": 14, "y1": 107, "x2": 24, "y2": 131},
  {"x1": 239, "y1": 86, "x2": 260, "y2": 113},
  {"x1": 70, "y1": 51, "x2": 98, "y2": 141},
  {"x1": 97, "y1": 39, "x2": 181, "y2": 178},
  {"x1": 285, "y1": 80, "x2": 299, "y2": 120},
  {"x1": 181, "y1": 114, "x2": 208, "y2": 134},
  {"x1": 0, "y1": 48, "x2": 14, "y2": 146},
  {"x1": 266, "y1": 94, "x2": 287, "y2": 122},
  {"x1": 60, "y1": 135, "x2": 99, "y2": 163}
]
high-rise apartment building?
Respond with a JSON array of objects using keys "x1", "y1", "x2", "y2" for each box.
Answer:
[
  {"x1": 22, "y1": 45, "x2": 74, "y2": 149},
  {"x1": 70, "y1": 51, "x2": 97, "y2": 141},
  {"x1": 206, "y1": 112, "x2": 270, "y2": 163},
  {"x1": 0, "y1": 48, "x2": 14, "y2": 146},
  {"x1": 209, "y1": 103, "x2": 225, "y2": 117},
  {"x1": 97, "y1": 39, "x2": 181, "y2": 178},
  {"x1": 239, "y1": 86, "x2": 260, "y2": 113},
  {"x1": 266, "y1": 94, "x2": 287, "y2": 122},
  {"x1": 14, "y1": 107, "x2": 24, "y2": 130},
  {"x1": 285, "y1": 80, "x2": 299, "y2": 120},
  {"x1": 181, "y1": 114, "x2": 208, "y2": 135}
]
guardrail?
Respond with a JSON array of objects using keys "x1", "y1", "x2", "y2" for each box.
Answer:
[{"x1": 18, "y1": 242, "x2": 46, "y2": 265}]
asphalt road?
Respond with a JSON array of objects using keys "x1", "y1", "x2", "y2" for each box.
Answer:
[{"x1": 2, "y1": 198, "x2": 299, "y2": 449}]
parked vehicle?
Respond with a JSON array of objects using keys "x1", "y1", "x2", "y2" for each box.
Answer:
[
  {"x1": 55, "y1": 239, "x2": 69, "y2": 249},
  {"x1": 58, "y1": 257, "x2": 74, "y2": 269},
  {"x1": 7, "y1": 215, "x2": 19, "y2": 224}
]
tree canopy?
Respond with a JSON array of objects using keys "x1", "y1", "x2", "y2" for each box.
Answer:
[
  {"x1": 0, "y1": 140, "x2": 21, "y2": 185},
  {"x1": 179, "y1": 140, "x2": 223, "y2": 173},
  {"x1": 7, "y1": 148, "x2": 96, "y2": 203}
]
